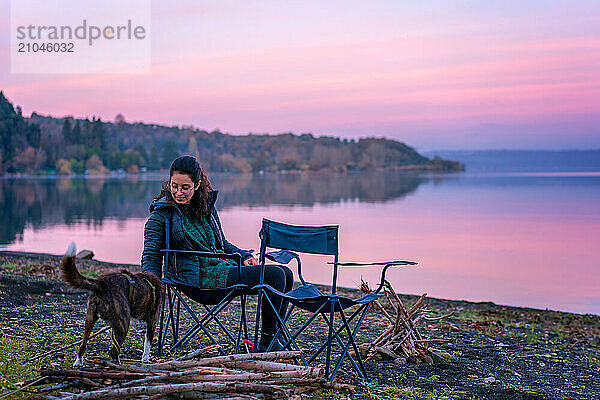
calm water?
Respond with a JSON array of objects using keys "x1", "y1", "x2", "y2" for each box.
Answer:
[{"x1": 1, "y1": 169, "x2": 599, "y2": 315}]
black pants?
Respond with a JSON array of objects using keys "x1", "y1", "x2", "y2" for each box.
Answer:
[{"x1": 182, "y1": 264, "x2": 293, "y2": 335}]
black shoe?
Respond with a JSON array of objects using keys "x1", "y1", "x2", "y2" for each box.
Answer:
[{"x1": 258, "y1": 332, "x2": 285, "y2": 352}]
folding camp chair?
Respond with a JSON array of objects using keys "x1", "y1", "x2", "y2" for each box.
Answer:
[
  {"x1": 157, "y1": 218, "x2": 251, "y2": 356},
  {"x1": 253, "y1": 218, "x2": 417, "y2": 381}
]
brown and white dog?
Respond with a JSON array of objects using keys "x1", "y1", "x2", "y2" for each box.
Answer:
[{"x1": 61, "y1": 243, "x2": 164, "y2": 366}]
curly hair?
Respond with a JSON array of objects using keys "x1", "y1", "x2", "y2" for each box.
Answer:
[{"x1": 156, "y1": 155, "x2": 213, "y2": 220}]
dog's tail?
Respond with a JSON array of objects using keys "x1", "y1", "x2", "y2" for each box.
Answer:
[{"x1": 61, "y1": 243, "x2": 101, "y2": 292}]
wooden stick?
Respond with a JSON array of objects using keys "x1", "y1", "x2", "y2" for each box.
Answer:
[
  {"x1": 396, "y1": 295, "x2": 424, "y2": 341},
  {"x1": 412, "y1": 314, "x2": 423, "y2": 325},
  {"x1": 220, "y1": 360, "x2": 324, "y2": 376},
  {"x1": 26, "y1": 327, "x2": 110, "y2": 362},
  {"x1": 389, "y1": 329, "x2": 413, "y2": 347},
  {"x1": 369, "y1": 298, "x2": 394, "y2": 323},
  {"x1": 39, "y1": 381, "x2": 77, "y2": 393},
  {"x1": 125, "y1": 369, "x2": 320, "y2": 389},
  {"x1": 60, "y1": 381, "x2": 288, "y2": 400},
  {"x1": 77, "y1": 377, "x2": 102, "y2": 388},
  {"x1": 423, "y1": 312, "x2": 454, "y2": 321},
  {"x1": 97, "y1": 359, "x2": 170, "y2": 374},
  {"x1": 175, "y1": 394, "x2": 263, "y2": 400},
  {"x1": 384, "y1": 290, "x2": 399, "y2": 313},
  {"x1": 0, "y1": 377, "x2": 47, "y2": 399},
  {"x1": 143, "y1": 394, "x2": 167, "y2": 400},
  {"x1": 41, "y1": 369, "x2": 145, "y2": 381},
  {"x1": 15, "y1": 376, "x2": 49, "y2": 387},
  {"x1": 395, "y1": 309, "x2": 413, "y2": 334},
  {"x1": 153, "y1": 371, "x2": 323, "y2": 384},
  {"x1": 371, "y1": 325, "x2": 394, "y2": 346},
  {"x1": 113, "y1": 368, "x2": 234, "y2": 388},
  {"x1": 175, "y1": 344, "x2": 222, "y2": 361},
  {"x1": 149, "y1": 351, "x2": 301, "y2": 370},
  {"x1": 407, "y1": 294, "x2": 427, "y2": 318}
]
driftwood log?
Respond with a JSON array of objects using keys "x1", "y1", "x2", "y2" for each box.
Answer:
[
  {"x1": 25, "y1": 348, "x2": 353, "y2": 399},
  {"x1": 359, "y1": 280, "x2": 453, "y2": 364}
]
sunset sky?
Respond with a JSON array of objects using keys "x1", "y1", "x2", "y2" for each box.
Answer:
[{"x1": 1, "y1": 0, "x2": 599, "y2": 150}]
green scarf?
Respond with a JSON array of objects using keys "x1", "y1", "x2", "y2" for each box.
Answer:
[{"x1": 181, "y1": 212, "x2": 234, "y2": 289}]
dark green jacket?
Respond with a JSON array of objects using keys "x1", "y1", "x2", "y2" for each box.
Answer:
[{"x1": 141, "y1": 191, "x2": 253, "y2": 287}]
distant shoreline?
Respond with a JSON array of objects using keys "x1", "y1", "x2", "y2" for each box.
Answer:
[
  {"x1": 0, "y1": 168, "x2": 461, "y2": 180},
  {"x1": 423, "y1": 149, "x2": 600, "y2": 173}
]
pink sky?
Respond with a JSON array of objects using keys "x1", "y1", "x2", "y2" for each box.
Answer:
[{"x1": 1, "y1": 0, "x2": 599, "y2": 150}]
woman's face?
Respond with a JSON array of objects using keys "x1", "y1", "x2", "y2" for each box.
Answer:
[{"x1": 170, "y1": 172, "x2": 200, "y2": 205}]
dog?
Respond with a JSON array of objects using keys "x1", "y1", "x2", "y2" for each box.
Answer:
[{"x1": 60, "y1": 243, "x2": 164, "y2": 366}]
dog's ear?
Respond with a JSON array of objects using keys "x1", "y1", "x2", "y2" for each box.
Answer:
[{"x1": 66, "y1": 242, "x2": 77, "y2": 258}]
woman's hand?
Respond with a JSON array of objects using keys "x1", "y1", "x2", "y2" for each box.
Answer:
[{"x1": 243, "y1": 257, "x2": 259, "y2": 266}]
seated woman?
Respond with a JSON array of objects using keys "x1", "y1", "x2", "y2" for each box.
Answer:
[{"x1": 141, "y1": 155, "x2": 293, "y2": 351}]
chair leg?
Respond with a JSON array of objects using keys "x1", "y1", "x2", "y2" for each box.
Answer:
[
  {"x1": 181, "y1": 300, "x2": 240, "y2": 352},
  {"x1": 253, "y1": 290, "x2": 263, "y2": 352},
  {"x1": 159, "y1": 287, "x2": 176, "y2": 354},
  {"x1": 173, "y1": 290, "x2": 242, "y2": 355},
  {"x1": 325, "y1": 299, "x2": 336, "y2": 379},
  {"x1": 175, "y1": 298, "x2": 181, "y2": 343},
  {"x1": 241, "y1": 294, "x2": 250, "y2": 353},
  {"x1": 236, "y1": 294, "x2": 249, "y2": 353},
  {"x1": 202, "y1": 304, "x2": 235, "y2": 344},
  {"x1": 260, "y1": 294, "x2": 312, "y2": 365},
  {"x1": 330, "y1": 305, "x2": 370, "y2": 381},
  {"x1": 309, "y1": 304, "x2": 363, "y2": 362},
  {"x1": 311, "y1": 309, "x2": 362, "y2": 375},
  {"x1": 157, "y1": 292, "x2": 166, "y2": 356},
  {"x1": 272, "y1": 304, "x2": 295, "y2": 350},
  {"x1": 281, "y1": 301, "x2": 332, "y2": 366},
  {"x1": 169, "y1": 289, "x2": 226, "y2": 354}
]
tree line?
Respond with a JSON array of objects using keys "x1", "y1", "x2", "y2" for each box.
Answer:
[{"x1": 0, "y1": 91, "x2": 463, "y2": 174}]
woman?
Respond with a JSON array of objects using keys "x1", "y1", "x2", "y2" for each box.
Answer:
[{"x1": 141, "y1": 155, "x2": 293, "y2": 351}]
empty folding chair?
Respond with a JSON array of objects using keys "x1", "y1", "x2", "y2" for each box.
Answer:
[{"x1": 253, "y1": 218, "x2": 417, "y2": 380}]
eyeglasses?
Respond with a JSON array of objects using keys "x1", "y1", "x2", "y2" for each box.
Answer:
[{"x1": 170, "y1": 184, "x2": 194, "y2": 194}]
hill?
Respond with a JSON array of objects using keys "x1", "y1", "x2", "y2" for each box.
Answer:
[{"x1": 0, "y1": 91, "x2": 463, "y2": 174}]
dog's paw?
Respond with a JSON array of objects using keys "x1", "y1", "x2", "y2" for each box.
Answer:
[
  {"x1": 73, "y1": 355, "x2": 83, "y2": 367},
  {"x1": 65, "y1": 242, "x2": 77, "y2": 258}
]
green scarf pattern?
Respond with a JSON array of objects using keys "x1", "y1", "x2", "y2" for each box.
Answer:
[{"x1": 181, "y1": 213, "x2": 234, "y2": 289}]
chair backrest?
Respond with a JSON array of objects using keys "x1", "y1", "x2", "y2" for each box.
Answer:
[
  {"x1": 260, "y1": 219, "x2": 338, "y2": 255},
  {"x1": 259, "y1": 218, "x2": 341, "y2": 293}
]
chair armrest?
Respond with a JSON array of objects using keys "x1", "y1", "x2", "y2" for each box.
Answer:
[
  {"x1": 327, "y1": 260, "x2": 417, "y2": 267},
  {"x1": 262, "y1": 249, "x2": 307, "y2": 286},
  {"x1": 265, "y1": 249, "x2": 299, "y2": 264},
  {"x1": 161, "y1": 249, "x2": 243, "y2": 283},
  {"x1": 328, "y1": 260, "x2": 417, "y2": 294},
  {"x1": 161, "y1": 249, "x2": 243, "y2": 265}
]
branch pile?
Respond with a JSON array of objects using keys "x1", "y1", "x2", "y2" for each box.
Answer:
[
  {"x1": 21, "y1": 350, "x2": 353, "y2": 399},
  {"x1": 359, "y1": 280, "x2": 453, "y2": 364}
]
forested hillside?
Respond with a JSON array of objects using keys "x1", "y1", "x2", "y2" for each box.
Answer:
[{"x1": 0, "y1": 92, "x2": 463, "y2": 174}]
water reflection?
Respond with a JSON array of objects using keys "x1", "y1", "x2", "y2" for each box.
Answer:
[
  {"x1": 0, "y1": 172, "x2": 429, "y2": 244},
  {"x1": 2, "y1": 171, "x2": 599, "y2": 314}
]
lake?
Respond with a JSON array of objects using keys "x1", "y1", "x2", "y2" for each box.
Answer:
[{"x1": 1, "y1": 156, "x2": 599, "y2": 315}]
